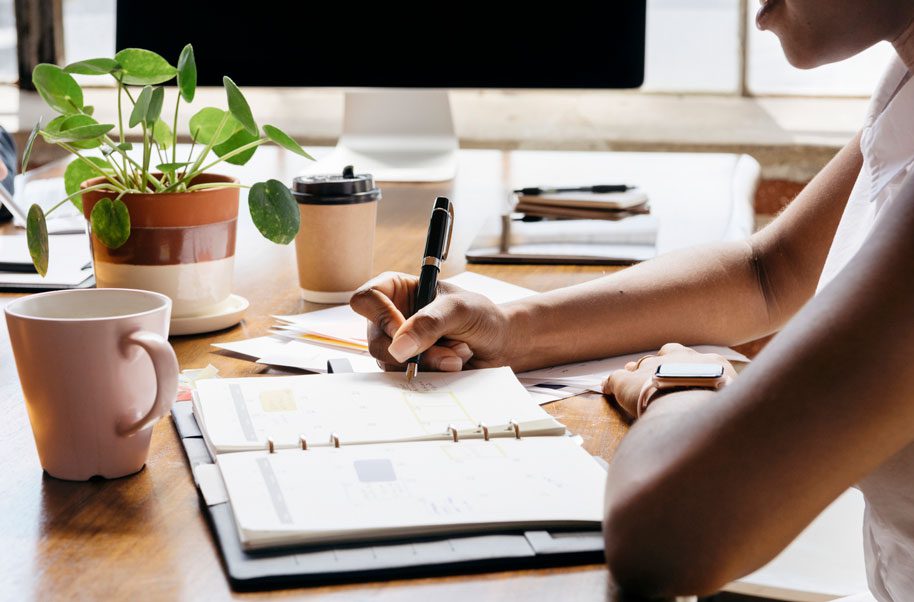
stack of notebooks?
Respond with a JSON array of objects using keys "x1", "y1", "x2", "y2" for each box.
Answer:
[
  {"x1": 513, "y1": 188, "x2": 650, "y2": 221},
  {"x1": 0, "y1": 233, "x2": 94, "y2": 290},
  {"x1": 174, "y1": 366, "x2": 608, "y2": 589},
  {"x1": 0, "y1": 173, "x2": 95, "y2": 290},
  {"x1": 466, "y1": 189, "x2": 658, "y2": 265}
]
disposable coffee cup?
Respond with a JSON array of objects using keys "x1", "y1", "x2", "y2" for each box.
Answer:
[{"x1": 292, "y1": 166, "x2": 381, "y2": 303}]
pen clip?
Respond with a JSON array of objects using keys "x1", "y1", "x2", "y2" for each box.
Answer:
[{"x1": 441, "y1": 202, "x2": 455, "y2": 261}]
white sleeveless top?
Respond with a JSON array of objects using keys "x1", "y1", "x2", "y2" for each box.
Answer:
[{"x1": 817, "y1": 55, "x2": 914, "y2": 601}]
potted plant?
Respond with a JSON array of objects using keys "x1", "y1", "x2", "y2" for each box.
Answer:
[{"x1": 21, "y1": 44, "x2": 312, "y2": 317}]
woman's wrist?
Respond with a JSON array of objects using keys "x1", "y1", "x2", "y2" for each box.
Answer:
[
  {"x1": 500, "y1": 299, "x2": 547, "y2": 372},
  {"x1": 639, "y1": 388, "x2": 717, "y2": 418}
]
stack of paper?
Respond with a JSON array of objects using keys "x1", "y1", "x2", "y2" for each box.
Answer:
[{"x1": 211, "y1": 271, "x2": 749, "y2": 405}]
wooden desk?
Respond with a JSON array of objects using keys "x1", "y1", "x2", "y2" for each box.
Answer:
[{"x1": 0, "y1": 148, "x2": 636, "y2": 601}]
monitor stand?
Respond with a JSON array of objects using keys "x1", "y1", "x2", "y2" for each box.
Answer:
[{"x1": 301, "y1": 90, "x2": 459, "y2": 183}]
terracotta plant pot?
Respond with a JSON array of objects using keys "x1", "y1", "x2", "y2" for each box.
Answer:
[{"x1": 81, "y1": 174, "x2": 239, "y2": 318}]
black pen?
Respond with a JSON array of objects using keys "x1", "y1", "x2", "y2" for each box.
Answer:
[
  {"x1": 406, "y1": 196, "x2": 454, "y2": 382},
  {"x1": 514, "y1": 184, "x2": 633, "y2": 195}
]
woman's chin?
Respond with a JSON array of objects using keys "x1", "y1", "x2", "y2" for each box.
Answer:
[
  {"x1": 781, "y1": 38, "x2": 863, "y2": 70},
  {"x1": 781, "y1": 46, "x2": 822, "y2": 70}
]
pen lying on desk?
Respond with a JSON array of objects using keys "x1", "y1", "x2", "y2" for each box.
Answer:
[
  {"x1": 406, "y1": 196, "x2": 455, "y2": 382},
  {"x1": 513, "y1": 184, "x2": 633, "y2": 195}
]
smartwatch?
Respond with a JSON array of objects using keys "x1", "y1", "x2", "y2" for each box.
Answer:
[{"x1": 636, "y1": 362, "x2": 730, "y2": 418}]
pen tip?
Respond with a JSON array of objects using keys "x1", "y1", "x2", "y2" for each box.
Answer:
[{"x1": 405, "y1": 363, "x2": 417, "y2": 382}]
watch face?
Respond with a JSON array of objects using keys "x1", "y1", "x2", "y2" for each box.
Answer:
[{"x1": 655, "y1": 363, "x2": 724, "y2": 379}]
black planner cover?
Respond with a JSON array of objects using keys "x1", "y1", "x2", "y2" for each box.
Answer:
[{"x1": 171, "y1": 401, "x2": 606, "y2": 590}]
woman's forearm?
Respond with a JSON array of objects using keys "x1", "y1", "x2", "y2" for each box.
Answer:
[
  {"x1": 501, "y1": 240, "x2": 769, "y2": 371},
  {"x1": 499, "y1": 135, "x2": 864, "y2": 373}
]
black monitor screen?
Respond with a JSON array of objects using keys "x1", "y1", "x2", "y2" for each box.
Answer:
[{"x1": 116, "y1": 2, "x2": 645, "y2": 89}]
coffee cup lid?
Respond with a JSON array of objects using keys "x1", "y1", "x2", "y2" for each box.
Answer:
[{"x1": 292, "y1": 165, "x2": 381, "y2": 205}]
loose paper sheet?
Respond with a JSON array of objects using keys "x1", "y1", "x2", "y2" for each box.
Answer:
[
  {"x1": 518, "y1": 345, "x2": 750, "y2": 391},
  {"x1": 270, "y1": 272, "x2": 536, "y2": 348},
  {"x1": 213, "y1": 336, "x2": 381, "y2": 373}
]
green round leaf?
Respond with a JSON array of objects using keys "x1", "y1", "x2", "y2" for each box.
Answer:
[
  {"x1": 42, "y1": 122, "x2": 114, "y2": 144},
  {"x1": 213, "y1": 128, "x2": 258, "y2": 166},
  {"x1": 128, "y1": 85, "x2": 153, "y2": 128},
  {"x1": 64, "y1": 58, "x2": 120, "y2": 76},
  {"x1": 49, "y1": 114, "x2": 109, "y2": 149},
  {"x1": 21, "y1": 119, "x2": 41, "y2": 173},
  {"x1": 26, "y1": 204, "x2": 49, "y2": 277},
  {"x1": 188, "y1": 107, "x2": 241, "y2": 145},
  {"x1": 156, "y1": 161, "x2": 189, "y2": 174},
  {"x1": 152, "y1": 119, "x2": 173, "y2": 150},
  {"x1": 146, "y1": 87, "x2": 165, "y2": 125},
  {"x1": 43, "y1": 114, "x2": 71, "y2": 134},
  {"x1": 114, "y1": 48, "x2": 176, "y2": 85},
  {"x1": 64, "y1": 156, "x2": 111, "y2": 211},
  {"x1": 177, "y1": 44, "x2": 196, "y2": 103},
  {"x1": 32, "y1": 63, "x2": 84, "y2": 114},
  {"x1": 223, "y1": 76, "x2": 257, "y2": 136},
  {"x1": 263, "y1": 124, "x2": 314, "y2": 160},
  {"x1": 248, "y1": 179, "x2": 300, "y2": 245},
  {"x1": 83, "y1": 105, "x2": 95, "y2": 116},
  {"x1": 58, "y1": 114, "x2": 95, "y2": 129},
  {"x1": 90, "y1": 197, "x2": 131, "y2": 249}
]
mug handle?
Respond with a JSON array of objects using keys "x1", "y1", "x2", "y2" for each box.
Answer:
[{"x1": 117, "y1": 330, "x2": 179, "y2": 437}]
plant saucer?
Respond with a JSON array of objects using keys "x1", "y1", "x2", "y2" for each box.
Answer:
[{"x1": 169, "y1": 294, "x2": 249, "y2": 336}]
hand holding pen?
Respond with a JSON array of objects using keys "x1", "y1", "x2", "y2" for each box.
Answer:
[
  {"x1": 405, "y1": 197, "x2": 454, "y2": 381},
  {"x1": 350, "y1": 196, "x2": 521, "y2": 375}
]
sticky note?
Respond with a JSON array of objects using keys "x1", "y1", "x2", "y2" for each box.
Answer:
[{"x1": 259, "y1": 389, "x2": 296, "y2": 412}]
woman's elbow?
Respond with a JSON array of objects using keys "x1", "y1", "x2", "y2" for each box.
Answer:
[{"x1": 602, "y1": 492, "x2": 734, "y2": 597}]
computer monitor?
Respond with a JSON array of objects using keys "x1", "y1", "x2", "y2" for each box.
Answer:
[{"x1": 117, "y1": 3, "x2": 646, "y2": 181}]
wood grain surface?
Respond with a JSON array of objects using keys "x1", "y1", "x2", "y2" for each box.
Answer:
[{"x1": 0, "y1": 148, "x2": 641, "y2": 601}]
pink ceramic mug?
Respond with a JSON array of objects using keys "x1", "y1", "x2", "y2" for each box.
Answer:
[{"x1": 5, "y1": 288, "x2": 179, "y2": 481}]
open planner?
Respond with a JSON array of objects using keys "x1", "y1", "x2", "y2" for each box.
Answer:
[{"x1": 175, "y1": 366, "x2": 608, "y2": 588}]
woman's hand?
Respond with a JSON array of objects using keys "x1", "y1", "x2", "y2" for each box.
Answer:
[
  {"x1": 350, "y1": 272, "x2": 515, "y2": 372},
  {"x1": 602, "y1": 343, "x2": 738, "y2": 418}
]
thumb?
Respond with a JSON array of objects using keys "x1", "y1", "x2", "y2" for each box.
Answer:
[
  {"x1": 388, "y1": 297, "x2": 466, "y2": 363},
  {"x1": 350, "y1": 285, "x2": 406, "y2": 339}
]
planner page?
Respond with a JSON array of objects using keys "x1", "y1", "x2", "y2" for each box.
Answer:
[
  {"x1": 217, "y1": 436, "x2": 606, "y2": 549},
  {"x1": 194, "y1": 367, "x2": 565, "y2": 453}
]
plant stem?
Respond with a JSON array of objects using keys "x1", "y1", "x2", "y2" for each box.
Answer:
[
  {"x1": 97, "y1": 142, "x2": 131, "y2": 185},
  {"x1": 116, "y1": 79, "x2": 129, "y2": 178},
  {"x1": 155, "y1": 143, "x2": 167, "y2": 181},
  {"x1": 185, "y1": 112, "x2": 229, "y2": 177},
  {"x1": 101, "y1": 135, "x2": 166, "y2": 192},
  {"x1": 181, "y1": 137, "x2": 267, "y2": 184},
  {"x1": 185, "y1": 132, "x2": 197, "y2": 166},
  {"x1": 116, "y1": 80, "x2": 124, "y2": 144},
  {"x1": 45, "y1": 183, "x2": 120, "y2": 216},
  {"x1": 58, "y1": 144, "x2": 129, "y2": 192},
  {"x1": 172, "y1": 92, "x2": 180, "y2": 164},
  {"x1": 141, "y1": 122, "x2": 151, "y2": 190}
]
